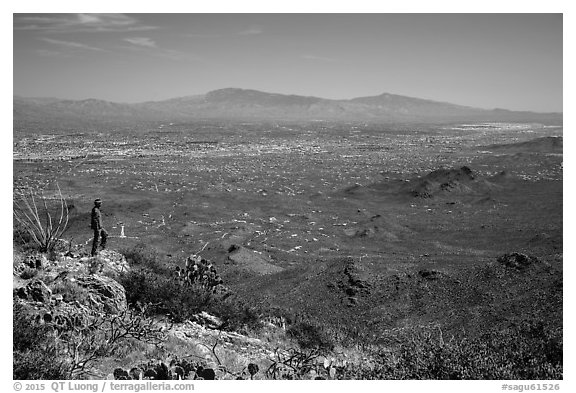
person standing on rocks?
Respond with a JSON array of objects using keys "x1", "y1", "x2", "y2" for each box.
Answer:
[{"x1": 91, "y1": 198, "x2": 108, "y2": 256}]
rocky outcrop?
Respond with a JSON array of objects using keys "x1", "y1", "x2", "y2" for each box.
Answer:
[
  {"x1": 497, "y1": 252, "x2": 543, "y2": 271},
  {"x1": 49, "y1": 249, "x2": 130, "y2": 276},
  {"x1": 418, "y1": 269, "x2": 445, "y2": 280},
  {"x1": 191, "y1": 311, "x2": 224, "y2": 329},
  {"x1": 13, "y1": 246, "x2": 137, "y2": 318},
  {"x1": 408, "y1": 166, "x2": 477, "y2": 198},
  {"x1": 77, "y1": 250, "x2": 130, "y2": 275},
  {"x1": 26, "y1": 253, "x2": 48, "y2": 269},
  {"x1": 343, "y1": 263, "x2": 371, "y2": 289},
  {"x1": 338, "y1": 261, "x2": 371, "y2": 307},
  {"x1": 94, "y1": 250, "x2": 130, "y2": 274},
  {"x1": 73, "y1": 274, "x2": 127, "y2": 314},
  {"x1": 16, "y1": 279, "x2": 52, "y2": 303},
  {"x1": 13, "y1": 252, "x2": 48, "y2": 276}
]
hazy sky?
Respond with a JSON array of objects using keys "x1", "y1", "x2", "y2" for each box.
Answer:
[{"x1": 13, "y1": 13, "x2": 562, "y2": 112}]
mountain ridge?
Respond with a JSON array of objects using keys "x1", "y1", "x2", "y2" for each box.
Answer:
[{"x1": 13, "y1": 88, "x2": 562, "y2": 129}]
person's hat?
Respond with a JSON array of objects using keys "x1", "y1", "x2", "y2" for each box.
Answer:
[{"x1": 94, "y1": 198, "x2": 102, "y2": 204}]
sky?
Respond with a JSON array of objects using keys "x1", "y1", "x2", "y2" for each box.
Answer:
[{"x1": 13, "y1": 13, "x2": 563, "y2": 112}]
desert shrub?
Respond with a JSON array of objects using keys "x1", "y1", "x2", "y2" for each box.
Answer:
[
  {"x1": 51, "y1": 279, "x2": 84, "y2": 303},
  {"x1": 117, "y1": 244, "x2": 262, "y2": 330},
  {"x1": 19, "y1": 267, "x2": 39, "y2": 280},
  {"x1": 119, "y1": 268, "x2": 209, "y2": 321},
  {"x1": 13, "y1": 225, "x2": 37, "y2": 252},
  {"x1": 13, "y1": 348, "x2": 69, "y2": 380},
  {"x1": 14, "y1": 300, "x2": 169, "y2": 380},
  {"x1": 341, "y1": 320, "x2": 562, "y2": 380},
  {"x1": 13, "y1": 303, "x2": 52, "y2": 352},
  {"x1": 286, "y1": 319, "x2": 334, "y2": 351},
  {"x1": 51, "y1": 277, "x2": 104, "y2": 306},
  {"x1": 119, "y1": 266, "x2": 261, "y2": 330},
  {"x1": 13, "y1": 303, "x2": 68, "y2": 379},
  {"x1": 119, "y1": 243, "x2": 166, "y2": 274},
  {"x1": 265, "y1": 347, "x2": 322, "y2": 380},
  {"x1": 203, "y1": 295, "x2": 262, "y2": 333}
]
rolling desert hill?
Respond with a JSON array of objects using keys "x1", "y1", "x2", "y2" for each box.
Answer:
[
  {"x1": 483, "y1": 136, "x2": 563, "y2": 153},
  {"x1": 13, "y1": 88, "x2": 562, "y2": 130}
]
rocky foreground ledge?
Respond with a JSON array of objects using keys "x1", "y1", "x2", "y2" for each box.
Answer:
[
  {"x1": 13, "y1": 245, "x2": 352, "y2": 380},
  {"x1": 13, "y1": 241, "x2": 562, "y2": 380}
]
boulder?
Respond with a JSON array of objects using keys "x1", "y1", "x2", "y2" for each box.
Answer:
[
  {"x1": 418, "y1": 269, "x2": 443, "y2": 280},
  {"x1": 24, "y1": 253, "x2": 48, "y2": 269},
  {"x1": 16, "y1": 279, "x2": 52, "y2": 303},
  {"x1": 94, "y1": 250, "x2": 130, "y2": 274},
  {"x1": 75, "y1": 274, "x2": 127, "y2": 314},
  {"x1": 344, "y1": 263, "x2": 370, "y2": 288},
  {"x1": 338, "y1": 261, "x2": 371, "y2": 302},
  {"x1": 497, "y1": 252, "x2": 539, "y2": 271},
  {"x1": 191, "y1": 311, "x2": 224, "y2": 329}
]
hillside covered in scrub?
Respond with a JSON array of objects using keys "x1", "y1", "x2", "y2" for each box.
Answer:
[{"x1": 13, "y1": 230, "x2": 562, "y2": 380}]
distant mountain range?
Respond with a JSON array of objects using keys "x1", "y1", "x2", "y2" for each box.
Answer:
[{"x1": 13, "y1": 88, "x2": 562, "y2": 130}]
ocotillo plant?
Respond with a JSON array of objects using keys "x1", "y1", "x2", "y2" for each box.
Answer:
[{"x1": 13, "y1": 183, "x2": 69, "y2": 253}]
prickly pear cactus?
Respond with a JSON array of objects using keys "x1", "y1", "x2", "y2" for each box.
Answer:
[
  {"x1": 248, "y1": 363, "x2": 259, "y2": 379},
  {"x1": 113, "y1": 368, "x2": 129, "y2": 380},
  {"x1": 113, "y1": 356, "x2": 204, "y2": 380}
]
